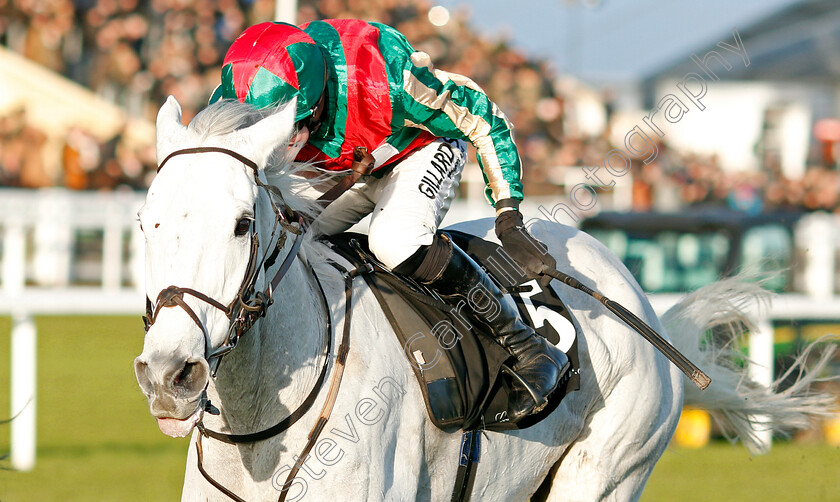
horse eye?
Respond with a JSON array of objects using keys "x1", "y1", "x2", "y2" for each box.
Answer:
[{"x1": 234, "y1": 217, "x2": 252, "y2": 236}]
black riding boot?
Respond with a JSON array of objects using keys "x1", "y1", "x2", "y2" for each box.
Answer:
[{"x1": 399, "y1": 234, "x2": 570, "y2": 422}]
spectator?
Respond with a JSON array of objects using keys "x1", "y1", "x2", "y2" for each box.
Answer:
[{"x1": 0, "y1": 107, "x2": 49, "y2": 187}]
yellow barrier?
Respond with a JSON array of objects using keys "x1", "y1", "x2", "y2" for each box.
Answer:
[{"x1": 673, "y1": 406, "x2": 711, "y2": 448}]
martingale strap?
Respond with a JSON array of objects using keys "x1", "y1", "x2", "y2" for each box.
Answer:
[
  {"x1": 276, "y1": 262, "x2": 369, "y2": 502},
  {"x1": 199, "y1": 264, "x2": 328, "y2": 444},
  {"x1": 194, "y1": 261, "x2": 370, "y2": 502}
]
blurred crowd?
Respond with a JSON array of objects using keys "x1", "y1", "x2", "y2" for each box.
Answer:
[
  {"x1": 1, "y1": 105, "x2": 155, "y2": 189},
  {"x1": 2, "y1": 0, "x2": 840, "y2": 213},
  {"x1": 0, "y1": 106, "x2": 48, "y2": 187},
  {"x1": 1, "y1": 0, "x2": 568, "y2": 191},
  {"x1": 627, "y1": 144, "x2": 840, "y2": 214}
]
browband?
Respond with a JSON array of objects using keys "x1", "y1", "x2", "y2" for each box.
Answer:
[{"x1": 158, "y1": 146, "x2": 259, "y2": 176}]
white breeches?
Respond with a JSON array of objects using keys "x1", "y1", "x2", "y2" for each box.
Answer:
[{"x1": 311, "y1": 138, "x2": 467, "y2": 269}]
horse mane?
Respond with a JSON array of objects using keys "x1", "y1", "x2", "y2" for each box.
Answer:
[{"x1": 187, "y1": 99, "x2": 332, "y2": 227}]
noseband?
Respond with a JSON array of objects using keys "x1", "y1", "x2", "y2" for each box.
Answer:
[{"x1": 143, "y1": 146, "x2": 305, "y2": 374}]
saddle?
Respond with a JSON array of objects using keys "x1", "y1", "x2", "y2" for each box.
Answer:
[{"x1": 324, "y1": 231, "x2": 581, "y2": 432}]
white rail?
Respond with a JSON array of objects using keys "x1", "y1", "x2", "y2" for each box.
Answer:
[
  {"x1": 1, "y1": 188, "x2": 145, "y2": 471},
  {"x1": 2, "y1": 189, "x2": 839, "y2": 467}
]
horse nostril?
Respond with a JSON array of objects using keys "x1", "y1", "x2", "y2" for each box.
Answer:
[
  {"x1": 174, "y1": 362, "x2": 194, "y2": 385},
  {"x1": 170, "y1": 360, "x2": 208, "y2": 397},
  {"x1": 134, "y1": 358, "x2": 153, "y2": 396}
]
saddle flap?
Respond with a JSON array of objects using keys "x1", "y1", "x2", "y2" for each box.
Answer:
[
  {"x1": 363, "y1": 266, "x2": 511, "y2": 431},
  {"x1": 324, "y1": 232, "x2": 580, "y2": 432}
]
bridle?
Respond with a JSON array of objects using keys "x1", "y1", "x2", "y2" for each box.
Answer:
[
  {"x1": 143, "y1": 144, "x2": 366, "y2": 502},
  {"x1": 143, "y1": 146, "x2": 305, "y2": 375}
]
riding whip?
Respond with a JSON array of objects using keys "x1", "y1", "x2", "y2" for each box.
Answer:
[{"x1": 542, "y1": 267, "x2": 712, "y2": 390}]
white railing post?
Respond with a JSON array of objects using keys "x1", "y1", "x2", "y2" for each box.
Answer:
[
  {"x1": 130, "y1": 221, "x2": 145, "y2": 293},
  {"x1": 798, "y1": 213, "x2": 834, "y2": 298},
  {"x1": 102, "y1": 200, "x2": 123, "y2": 290},
  {"x1": 3, "y1": 213, "x2": 37, "y2": 470},
  {"x1": 10, "y1": 311, "x2": 37, "y2": 471},
  {"x1": 274, "y1": 0, "x2": 297, "y2": 23},
  {"x1": 33, "y1": 189, "x2": 72, "y2": 287},
  {"x1": 2, "y1": 189, "x2": 148, "y2": 473},
  {"x1": 749, "y1": 319, "x2": 775, "y2": 451},
  {"x1": 2, "y1": 222, "x2": 26, "y2": 294}
]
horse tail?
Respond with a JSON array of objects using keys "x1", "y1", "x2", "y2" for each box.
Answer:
[{"x1": 660, "y1": 277, "x2": 838, "y2": 454}]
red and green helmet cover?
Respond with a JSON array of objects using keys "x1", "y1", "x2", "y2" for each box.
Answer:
[{"x1": 212, "y1": 22, "x2": 326, "y2": 122}]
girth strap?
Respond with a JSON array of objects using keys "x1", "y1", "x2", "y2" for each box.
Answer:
[{"x1": 451, "y1": 430, "x2": 481, "y2": 502}]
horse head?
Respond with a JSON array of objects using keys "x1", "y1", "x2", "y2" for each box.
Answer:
[{"x1": 134, "y1": 96, "x2": 299, "y2": 437}]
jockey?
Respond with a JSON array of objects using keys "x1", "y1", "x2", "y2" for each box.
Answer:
[{"x1": 213, "y1": 20, "x2": 568, "y2": 422}]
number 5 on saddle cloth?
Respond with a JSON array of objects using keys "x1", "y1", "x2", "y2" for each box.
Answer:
[{"x1": 325, "y1": 230, "x2": 581, "y2": 432}]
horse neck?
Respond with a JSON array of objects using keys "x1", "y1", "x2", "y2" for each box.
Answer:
[{"x1": 204, "y1": 256, "x2": 327, "y2": 433}]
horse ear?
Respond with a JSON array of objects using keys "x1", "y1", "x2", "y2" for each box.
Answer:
[
  {"x1": 241, "y1": 97, "x2": 298, "y2": 168},
  {"x1": 156, "y1": 96, "x2": 187, "y2": 164}
]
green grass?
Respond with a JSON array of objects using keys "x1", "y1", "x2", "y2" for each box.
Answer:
[
  {"x1": 0, "y1": 316, "x2": 187, "y2": 501},
  {"x1": 0, "y1": 316, "x2": 838, "y2": 501},
  {"x1": 643, "y1": 442, "x2": 840, "y2": 501}
]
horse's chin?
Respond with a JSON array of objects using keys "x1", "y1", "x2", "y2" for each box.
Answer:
[{"x1": 156, "y1": 409, "x2": 201, "y2": 438}]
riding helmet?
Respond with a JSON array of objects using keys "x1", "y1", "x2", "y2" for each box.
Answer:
[{"x1": 214, "y1": 22, "x2": 326, "y2": 123}]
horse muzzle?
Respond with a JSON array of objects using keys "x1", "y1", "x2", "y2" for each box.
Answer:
[{"x1": 134, "y1": 354, "x2": 210, "y2": 437}]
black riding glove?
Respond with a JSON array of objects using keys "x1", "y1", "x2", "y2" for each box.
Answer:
[{"x1": 495, "y1": 204, "x2": 556, "y2": 285}]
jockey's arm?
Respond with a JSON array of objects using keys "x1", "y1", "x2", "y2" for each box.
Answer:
[
  {"x1": 398, "y1": 51, "x2": 524, "y2": 211},
  {"x1": 397, "y1": 52, "x2": 557, "y2": 281}
]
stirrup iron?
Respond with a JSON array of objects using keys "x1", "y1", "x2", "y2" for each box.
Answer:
[{"x1": 501, "y1": 365, "x2": 549, "y2": 413}]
